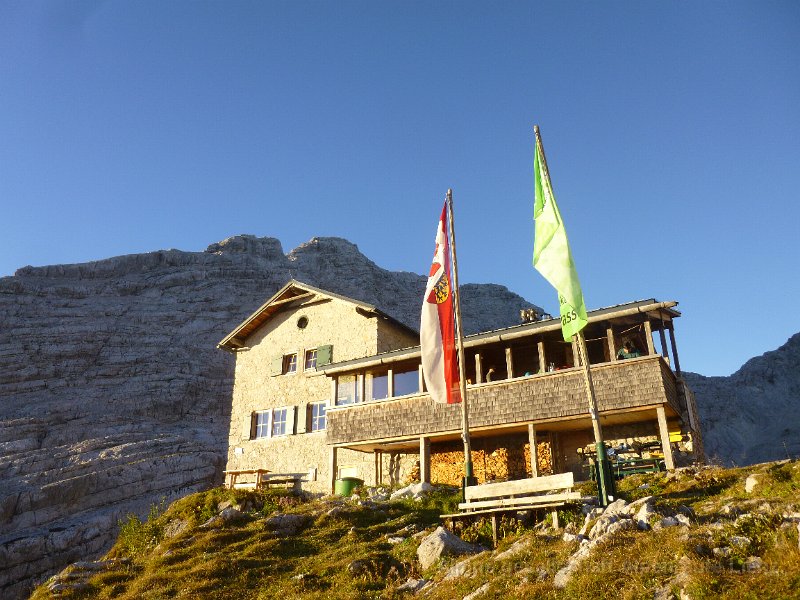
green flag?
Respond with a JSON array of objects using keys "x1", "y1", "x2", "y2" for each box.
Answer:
[{"x1": 533, "y1": 131, "x2": 588, "y2": 342}]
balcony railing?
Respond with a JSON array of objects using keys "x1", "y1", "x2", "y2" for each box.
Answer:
[{"x1": 327, "y1": 355, "x2": 680, "y2": 445}]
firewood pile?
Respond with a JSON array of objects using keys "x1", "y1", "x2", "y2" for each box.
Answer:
[{"x1": 428, "y1": 436, "x2": 555, "y2": 485}]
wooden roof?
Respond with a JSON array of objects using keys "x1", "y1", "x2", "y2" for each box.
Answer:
[{"x1": 217, "y1": 279, "x2": 418, "y2": 351}]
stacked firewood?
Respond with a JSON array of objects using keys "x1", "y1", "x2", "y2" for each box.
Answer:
[
  {"x1": 535, "y1": 440, "x2": 554, "y2": 475},
  {"x1": 429, "y1": 437, "x2": 551, "y2": 485}
]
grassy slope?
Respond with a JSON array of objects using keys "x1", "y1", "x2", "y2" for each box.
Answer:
[{"x1": 33, "y1": 461, "x2": 800, "y2": 600}]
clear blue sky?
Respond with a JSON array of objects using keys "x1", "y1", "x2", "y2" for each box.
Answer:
[{"x1": 1, "y1": 1, "x2": 798, "y2": 377}]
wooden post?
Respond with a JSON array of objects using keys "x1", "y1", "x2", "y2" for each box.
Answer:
[
  {"x1": 474, "y1": 353, "x2": 483, "y2": 383},
  {"x1": 418, "y1": 364, "x2": 425, "y2": 394},
  {"x1": 419, "y1": 436, "x2": 431, "y2": 484},
  {"x1": 528, "y1": 423, "x2": 539, "y2": 477},
  {"x1": 656, "y1": 405, "x2": 675, "y2": 470},
  {"x1": 374, "y1": 450, "x2": 380, "y2": 486},
  {"x1": 329, "y1": 447, "x2": 338, "y2": 494},
  {"x1": 505, "y1": 347, "x2": 514, "y2": 379},
  {"x1": 607, "y1": 327, "x2": 617, "y2": 362},
  {"x1": 387, "y1": 368, "x2": 394, "y2": 398},
  {"x1": 358, "y1": 373, "x2": 365, "y2": 402},
  {"x1": 537, "y1": 340, "x2": 546, "y2": 372},
  {"x1": 667, "y1": 324, "x2": 682, "y2": 375},
  {"x1": 659, "y1": 327, "x2": 669, "y2": 361},
  {"x1": 330, "y1": 377, "x2": 337, "y2": 406},
  {"x1": 644, "y1": 320, "x2": 656, "y2": 355},
  {"x1": 571, "y1": 338, "x2": 580, "y2": 367}
]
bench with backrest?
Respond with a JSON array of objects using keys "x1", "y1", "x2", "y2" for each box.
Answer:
[{"x1": 440, "y1": 472, "x2": 580, "y2": 545}]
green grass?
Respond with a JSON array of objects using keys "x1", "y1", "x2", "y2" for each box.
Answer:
[{"x1": 32, "y1": 461, "x2": 800, "y2": 600}]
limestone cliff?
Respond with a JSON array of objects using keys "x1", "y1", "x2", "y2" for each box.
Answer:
[
  {"x1": 684, "y1": 332, "x2": 800, "y2": 467},
  {"x1": 0, "y1": 235, "x2": 539, "y2": 598}
]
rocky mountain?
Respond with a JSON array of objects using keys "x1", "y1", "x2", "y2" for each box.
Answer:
[
  {"x1": 0, "y1": 235, "x2": 540, "y2": 598},
  {"x1": 684, "y1": 332, "x2": 800, "y2": 467}
]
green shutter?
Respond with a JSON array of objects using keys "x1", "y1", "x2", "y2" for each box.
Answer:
[
  {"x1": 296, "y1": 403, "x2": 308, "y2": 434},
  {"x1": 317, "y1": 344, "x2": 333, "y2": 366},
  {"x1": 270, "y1": 355, "x2": 284, "y2": 376}
]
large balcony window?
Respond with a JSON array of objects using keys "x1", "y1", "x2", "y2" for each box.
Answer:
[{"x1": 393, "y1": 368, "x2": 419, "y2": 397}]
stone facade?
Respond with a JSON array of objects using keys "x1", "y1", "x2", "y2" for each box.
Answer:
[{"x1": 223, "y1": 287, "x2": 417, "y2": 492}]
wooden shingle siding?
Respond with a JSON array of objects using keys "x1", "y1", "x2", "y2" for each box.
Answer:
[{"x1": 327, "y1": 356, "x2": 679, "y2": 445}]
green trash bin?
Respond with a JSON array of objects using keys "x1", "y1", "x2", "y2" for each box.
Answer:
[{"x1": 334, "y1": 477, "x2": 364, "y2": 496}]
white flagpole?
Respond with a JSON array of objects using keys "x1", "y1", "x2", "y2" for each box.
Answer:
[{"x1": 445, "y1": 189, "x2": 475, "y2": 489}]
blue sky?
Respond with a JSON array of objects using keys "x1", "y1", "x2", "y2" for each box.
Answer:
[{"x1": 1, "y1": 1, "x2": 798, "y2": 377}]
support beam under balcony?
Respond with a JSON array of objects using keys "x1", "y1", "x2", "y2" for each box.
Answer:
[
  {"x1": 528, "y1": 423, "x2": 538, "y2": 477},
  {"x1": 419, "y1": 436, "x2": 431, "y2": 484},
  {"x1": 656, "y1": 405, "x2": 675, "y2": 470},
  {"x1": 329, "y1": 446, "x2": 338, "y2": 494}
]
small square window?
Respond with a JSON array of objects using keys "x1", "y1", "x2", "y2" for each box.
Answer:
[
  {"x1": 310, "y1": 402, "x2": 326, "y2": 431},
  {"x1": 272, "y1": 408, "x2": 288, "y2": 436},
  {"x1": 305, "y1": 349, "x2": 318, "y2": 371},
  {"x1": 283, "y1": 354, "x2": 297, "y2": 374}
]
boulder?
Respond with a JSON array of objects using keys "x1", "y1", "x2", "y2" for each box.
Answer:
[{"x1": 416, "y1": 527, "x2": 483, "y2": 571}]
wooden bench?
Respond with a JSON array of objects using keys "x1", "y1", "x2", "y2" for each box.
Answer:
[
  {"x1": 223, "y1": 469, "x2": 308, "y2": 491},
  {"x1": 440, "y1": 473, "x2": 580, "y2": 546}
]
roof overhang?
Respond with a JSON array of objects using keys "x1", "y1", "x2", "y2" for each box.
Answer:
[{"x1": 320, "y1": 298, "x2": 680, "y2": 374}]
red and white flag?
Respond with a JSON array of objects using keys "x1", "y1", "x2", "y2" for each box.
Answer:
[{"x1": 421, "y1": 203, "x2": 461, "y2": 404}]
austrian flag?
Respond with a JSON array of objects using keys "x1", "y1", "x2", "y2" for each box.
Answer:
[{"x1": 420, "y1": 203, "x2": 461, "y2": 404}]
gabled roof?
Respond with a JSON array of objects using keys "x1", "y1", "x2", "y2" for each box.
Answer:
[{"x1": 217, "y1": 279, "x2": 418, "y2": 351}]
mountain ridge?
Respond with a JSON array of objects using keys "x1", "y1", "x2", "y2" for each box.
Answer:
[{"x1": 1, "y1": 234, "x2": 797, "y2": 598}]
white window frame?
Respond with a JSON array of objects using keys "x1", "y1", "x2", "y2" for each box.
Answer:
[
  {"x1": 283, "y1": 353, "x2": 298, "y2": 375},
  {"x1": 253, "y1": 410, "x2": 271, "y2": 439},
  {"x1": 304, "y1": 348, "x2": 318, "y2": 371},
  {"x1": 271, "y1": 407, "x2": 289, "y2": 436},
  {"x1": 310, "y1": 401, "x2": 326, "y2": 431}
]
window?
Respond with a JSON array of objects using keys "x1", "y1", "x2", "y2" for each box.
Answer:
[
  {"x1": 310, "y1": 402, "x2": 326, "y2": 431},
  {"x1": 272, "y1": 407, "x2": 288, "y2": 436},
  {"x1": 368, "y1": 371, "x2": 389, "y2": 401},
  {"x1": 336, "y1": 374, "x2": 359, "y2": 405},
  {"x1": 305, "y1": 348, "x2": 318, "y2": 371},
  {"x1": 393, "y1": 368, "x2": 419, "y2": 397},
  {"x1": 283, "y1": 353, "x2": 297, "y2": 374},
  {"x1": 253, "y1": 411, "x2": 270, "y2": 439}
]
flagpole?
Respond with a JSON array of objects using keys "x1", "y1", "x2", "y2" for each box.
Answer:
[
  {"x1": 533, "y1": 125, "x2": 612, "y2": 506},
  {"x1": 445, "y1": 188, "x2": 476, "y2": 491}
]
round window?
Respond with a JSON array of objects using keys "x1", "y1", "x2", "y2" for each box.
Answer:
[{"x1": 297, "y1": 316, "x2": 309, "y2": 329}]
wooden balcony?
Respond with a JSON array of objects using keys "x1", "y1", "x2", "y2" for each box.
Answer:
[{"x1": 326, "y1": 355, "x2": 681, "y2": 446}]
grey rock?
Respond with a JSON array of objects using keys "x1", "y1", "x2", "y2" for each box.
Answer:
[
  {"x1": 264, "y1": 513, "x2": 309, "y2": 536},
  {"x1": 634, "y1": 502, "x2": 657, "y2": 530},
  {"x1": 493, "y1": 537, "x2": 531, "y2": 561},
  {"x1": 713, "y1": 546, "x2": 732, "y2": 558},
  {"x1": 397, "y1": 577, "x2": 429, "y2": 593},
  {"x1": 463, "y1": 582, "x2": 491, "y2": 600},
  {"x1": 416, "y1": 526, "x2": 483, "y2": 571},
  {"x1": 745, "y1": 474, "x2": 759, "y2": 493},
  {"x1": 659, "y1": 516, "x2": 679, "y2": 528},
  {"x1": 390, "y1": 482, "x2": 433, "y2": 501},
  {"x1": 442, "y1": 551, "x2": 489, "y2": 580},
  {"x1": 743, "y1": 556, "x2": 763, "y2": 571},
  {"x1": 729, "y1": 535, "x2": 751, "y2": 548}
]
